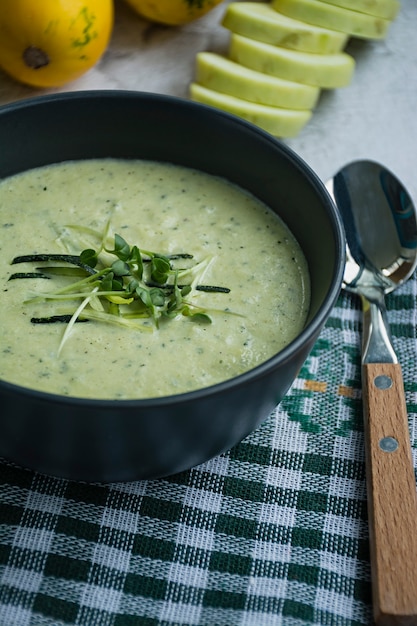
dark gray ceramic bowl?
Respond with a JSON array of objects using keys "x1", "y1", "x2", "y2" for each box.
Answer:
[{"x1": 0, "y1": 91, "x2": 344, "y2": 482}]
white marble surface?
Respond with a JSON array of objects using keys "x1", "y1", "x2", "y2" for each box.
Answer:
[{"x1": 0, "y1": 0, "x2": 415, "y2": 200}]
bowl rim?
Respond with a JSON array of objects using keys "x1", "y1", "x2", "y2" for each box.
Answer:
[{"x1": 0, "y1": 89, "x2": 346, "y2": 407}]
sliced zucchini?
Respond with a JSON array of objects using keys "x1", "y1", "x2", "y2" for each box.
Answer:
[
  {"x1": 222, "y1": 2, "x2": 348, "y2": 53},
  {"x1": 189, "y1": 83, "x2": 312, "y2": 137},
  {"x1": 272, "y1": 0, "x2": 391, "y2": 39},
  {"x1": 229, "y1": 34, "x2": 355, "y2": 88},
  {"x1": 316, "y1": 0, "x2": 399, "y2": 20},
  {"x1": 195, "y1": 52, "x2": 320, "y2": 110}
]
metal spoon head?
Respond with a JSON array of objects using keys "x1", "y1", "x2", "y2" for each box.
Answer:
[{"x1": 326, "y1": 160, "x2": 417, "y2": 296}]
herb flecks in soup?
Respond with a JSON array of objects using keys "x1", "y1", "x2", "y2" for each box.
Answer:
[{"x1": 0, "y1": 159, "x2": 310, "y2": 399}]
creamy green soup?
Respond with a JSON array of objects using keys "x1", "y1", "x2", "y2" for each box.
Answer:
[{"x1": 0, "y1": 159, "x2": 310, "y2": 399}]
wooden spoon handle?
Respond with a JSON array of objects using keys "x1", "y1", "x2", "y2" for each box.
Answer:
[{"x1": 362, "y1": 362, "x2": 417, "y2": 625}]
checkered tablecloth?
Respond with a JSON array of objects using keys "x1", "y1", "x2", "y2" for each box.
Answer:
[{"x1": 0, "y1": 271, "x2": 416, "y2": 626}]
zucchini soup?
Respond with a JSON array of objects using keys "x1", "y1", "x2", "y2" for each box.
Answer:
[{"x1": 0, "y1": 158, "x2": 310, "y2": 399}]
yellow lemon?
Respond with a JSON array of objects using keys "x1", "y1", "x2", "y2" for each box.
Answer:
[
  {"x1": 123, "y1": 0, "x2": 224, "y2": 26},
  {"x1": 0, "y1": 0, "x2": 114, "y2": 88}
]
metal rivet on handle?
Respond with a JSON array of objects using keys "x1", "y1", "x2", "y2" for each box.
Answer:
[
  {"x1": 379, "y1": 436, "x2": 399, "y2": 452},
  {"x1": 374, "y1": 375, "x2": 392, "y2": 390}
]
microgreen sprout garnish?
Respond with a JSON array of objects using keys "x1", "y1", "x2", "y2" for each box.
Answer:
[{"x1": 10, "y1": 233, "x2": 232, "y2": 350}]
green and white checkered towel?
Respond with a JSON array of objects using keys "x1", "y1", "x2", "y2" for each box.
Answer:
[{"x1": 1, "y1": 273, "x2": 416, "y2": 626}]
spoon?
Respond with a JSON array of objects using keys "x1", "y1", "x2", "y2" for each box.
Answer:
[{"x1": 326, "y1": 160, "x2": 417, "y2": 626}]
